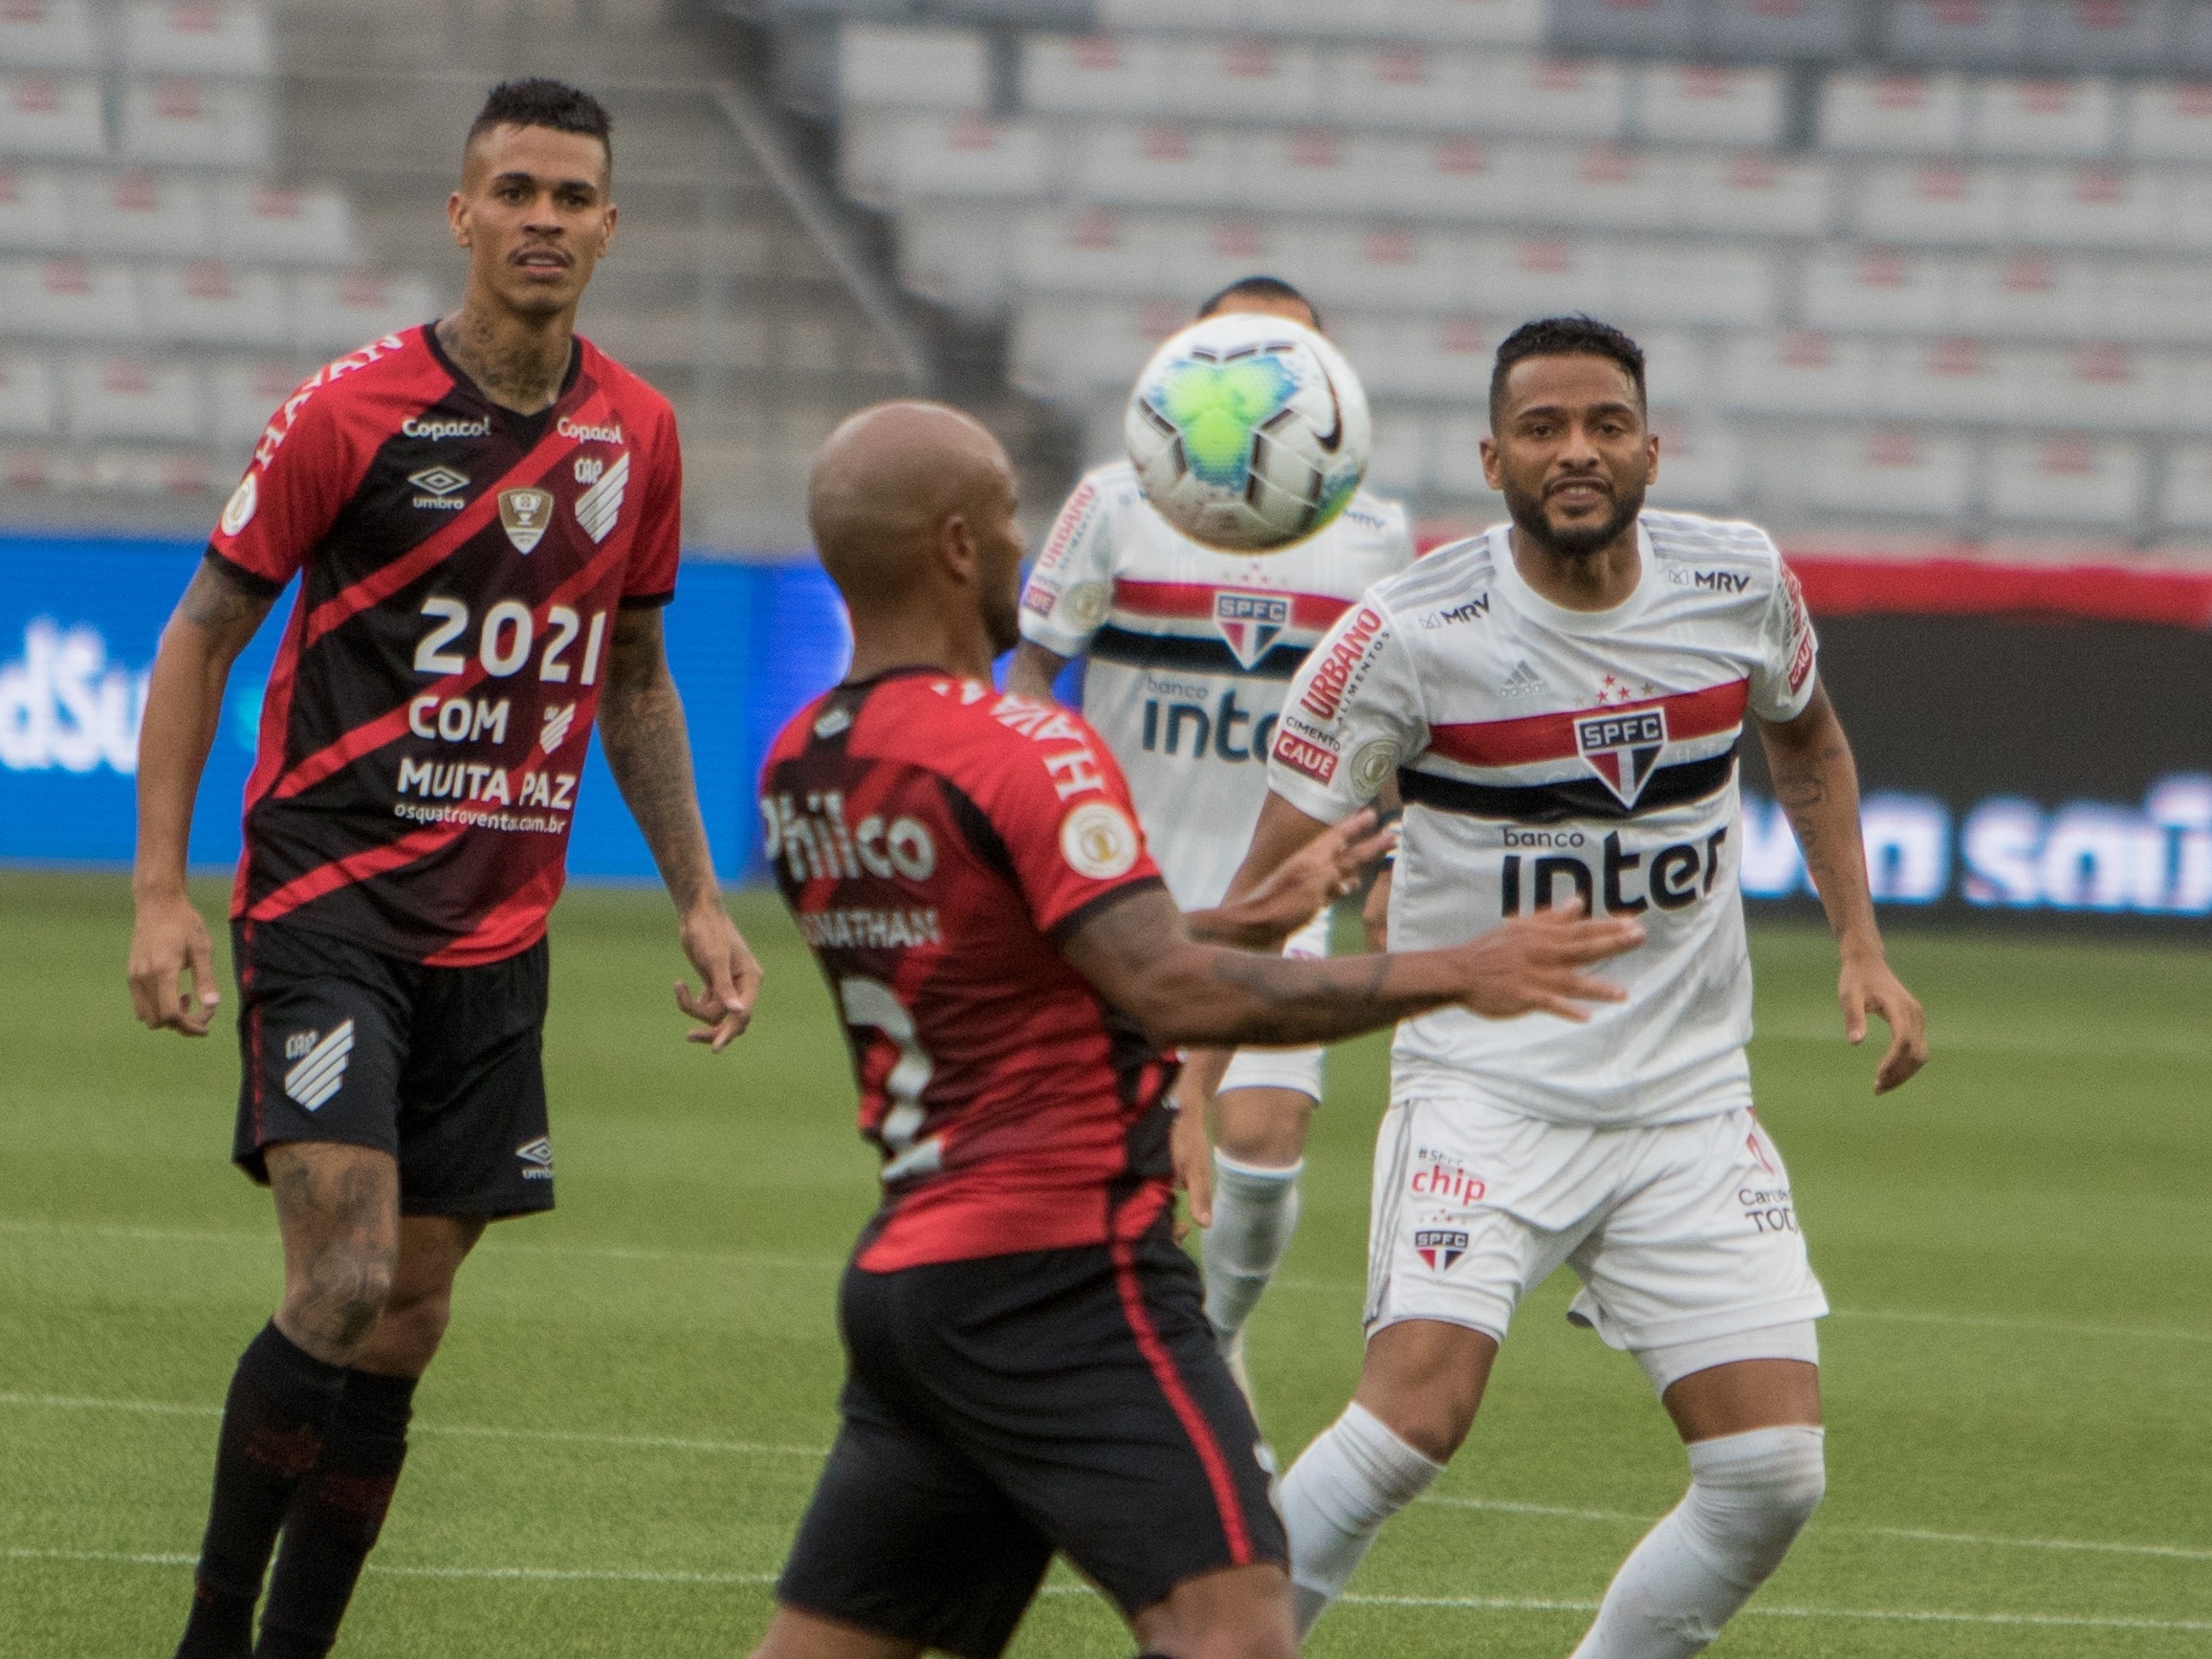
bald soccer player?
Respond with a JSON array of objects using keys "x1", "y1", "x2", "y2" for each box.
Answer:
[{"x1": 747, "y1": 401, "x2": 1645, "y2": 1659}]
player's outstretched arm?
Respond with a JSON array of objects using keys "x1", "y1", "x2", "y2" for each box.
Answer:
[
  {"x1": 1004, "y1": 639, "x2": 1070, "y2": 702},
  {"x1": 1757, "y1": 681, "x2": 1928, "y2": 1094},
  {"x1": 598, "y1": 608, "x2": 763, "y2": 1051},
  {"x1": 128, "y1": 558, "x2": 276, "y2": 1037},
  {"x1": 1186, "y1": 806, "x2": 1396, "y2": 951},
  {"x1": 1063, "y1": 885, "x2": 1642, "y2": 1051}
]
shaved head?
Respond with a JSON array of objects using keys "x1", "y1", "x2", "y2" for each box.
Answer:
[{"x1": 809, "y1": 402, "x2": 1026, "y2": 669}]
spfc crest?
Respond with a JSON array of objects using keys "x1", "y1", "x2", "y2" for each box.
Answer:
[
  {"x1": 498, "y1": 487, "x2": 555, "y2": 555},
  {"x1": 1413, "y1": 1228, "x2": 1468, "y2": 1273},
  {"x1": 1574, "y1": 706, "x2": 1668, "y2": 808},
  {"x1": 1213, "y1": 590, "x2": 1290, "y2": 670}
]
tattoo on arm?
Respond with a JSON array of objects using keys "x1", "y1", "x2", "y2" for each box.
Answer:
[
  {"x1": 178, "y1": 558, "x2": 275, "y2": 641},
  {"x1": 598, "y1": 609, "x2": 717, "y2": 913},
  {"x1": 1760, "y1": 687, "x2": 1875, "y2": 941}
]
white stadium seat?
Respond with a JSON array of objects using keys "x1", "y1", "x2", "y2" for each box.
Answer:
[
  {"x1": 2015, "y1": 164, "x2": 2168, "y2": 250},
  {"x1": 1801, "y1": 248, "x2": 1951, "y2": 333},
  {"x1": 1240, "y1": 127, "x2": 1401, "y2": 220},
  {"x1": 1971, "y1": 76, "x2": 2115, "y2": 158},
  {"x1": 1, "y1": 255, "x2": 139, "y2": 338},
  {"x1": 2157, "y1": 442, "x2": 2212, "y2": 529},
  {"x1": 1398, "y1": 136, "x2": 1537, "y2": 221},
  {"x1": 1384, "y1": 0, "x2": 1546, "y2": 45},
  {"x1": 0, "y1": 1, "x2": 98, "y2": 71},
  {"x1": 0, "y1": 166, "x2": 70, "y2": 251},
  {"x1": 0, "y1": 348, "x2": 58, "y2": 433},
  {"x1": 1674, "y1": 152, "x2": 1830, "y2": 238},
  {"x1": 1024, "y1": 34, "x2": 1174, "y2": 118},
  {"x1": 886, "y1": 115, "x2": 1051, "y2": 202},
  {"x1": 2011, "y1": 343, "x2": 2169, "y2": 431},
  {"x1": 1871, "y1": 336, "x2": 2012, "y2": 424},
  {"x1": 1319, "y1": 44, "x2": 1491, "y2": 131},
  {"x1": 1467, "y1": 54, "x2": 1628, "y2": 140},
  {"x1": 1853, "y1": 161, "x2": 2010, "y2": 244},
  {"x1": 1429, "y1": 408, "x2": 1500, "y2": 501},
  {"x1": 1161, "y1": 36, "x2": 1323, "y2": 124},
  {"x1": 1633, "y1": 327, "x2": 1709, "y2": 413},
  {"x1": 293, "y1": 272, "x2": 434, "y2": 353},
  {"x1": 0, "y1": 72, "x2": 103, "y2": 159},
  {"x1": 1459, "y1": 233, "x2": 1610, "y2": 320},
  {"x1": 1821, "y1": 72, "x2": 1969, "y2": 154},
  {"x1": 1365, "y1": 407, "x2": 1430, "y2": 495},
  {"x1": 1078, "y1": 122, "x2": 1242, "y2": 209},
  {"x1": 210, "y1": 181, "x2": 355, "y2": 267},
  {"x1": 1608, "y1": 240, "x2": 1775, "y2": 327},
  {"x1": 119, "y1": 76, "x2": 271, "y2": 168},
  {"x1": 1302, "y1": 222, "x2": 1472, "y2": 312},
  {"x1": 120, "y1": 2, "x2": 274, "y2": 77},
  {"x1": 1724, "y1": 331, "x2": 1880, "y2": 418},
  {"x1": 73, "y1": 171, "x2": 212, "y2": 257},
  {"x1": 1014, "y1": 207, "x2": 1165, "y2": 298},
  {"x1": 1984, "y1": 433, "x2": 2144, "y2": 526},
  {"x1": 61, "y1": 353, "x2": 202, "y2": 440},
  {"x1": 1360, "y1": 313, "x2": 1492, "y2": 403},
  {"x1": 140, "y1": 260, "x2": 292, "y2": 347},
  {"x1": 208, "y1": 357, "x2": 298, "y2": 448},
  {"x1": 1090, "y1": 0, "x2": 1544, "y2": 46},
  {"x1": 2125, "y1": 81, "x2": 2212, "y2": 161},
  {"x1": 1541, "y1": 143, "x2": 1677, "y2": 233},
  {"x1": 840, "y1": 25, "x2": 987, "y2": 113},
  {"x1": 1158, "y1": 213, "x2": 1318, "y2": 305},
  {"x1": 896, "y1": 203, "x2": 1018, "y2": 310},
  {"x1": 1637, "y1": 64, "x2": 1785, "y2": 147},
  {"x1": 1791, "y1": 426, "x2": 1971, "y2": 519},
  {"x1": 1645, "y1": 415, "x2": 1741, "y2": 511},
  {"x1": 1950, "y1": 251, "x2": 2108, "y2": 339}
]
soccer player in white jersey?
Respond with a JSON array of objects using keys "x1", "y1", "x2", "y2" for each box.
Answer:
[
  {"x1": 1219, "y1": 317, "x2": 1929, "y2": 1656},
  {"x1": 1007, "y1": 276, "x2": 1416, "y2": 1395}
]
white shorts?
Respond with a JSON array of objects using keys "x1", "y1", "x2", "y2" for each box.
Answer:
[
  {"x1": 1365, "y1": 1097, "x2": 1828, "y2": 1359},
  {"x1": 1217, "y1": 907, "x2": 1330, "y2": 1104}
]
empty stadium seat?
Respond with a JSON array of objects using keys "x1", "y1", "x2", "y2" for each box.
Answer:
[
  {"x1": 2, "y1": 256, "x2": 139, "y2": 338},
  {"x1": 1162, "y1": 35, "x2": 1324, "y2": 124},
  {"x1": 1646, "y1": 415, "x2": 1741, "y2": 511},
  {"x1": 1543, "y1": 142, "x2": 1676, "y2": 233},
  {"x1": 2157, "y1": 442, "x2": 2212, "y2": 530},
  {"x1": 1873, "y1": 335, "x2": 2012, "y2": 424},
  {"x1": 883, "y1": 114, "x2": 1052, "y2": 203},
  {"x1": 0, "y1": 2, "x2": 98, "y2": 71},
  {"x1": 120, "y1": 2, "x2": 274, "y2": 77},
  {"x1": 208, "y1": 356, "x2": 297, "y2": 447},
  {"x1": 1790, "y1": 425, "x2": 1972, "y2": 520},
  {"x1": 1300, "y1": 222, "x2": 1470, "y2": 313},
  {"x1": 74, "y1": 171, "x2": 212, "y2": 257},
  {"x1": 0, "y1": 348, "x2": 58, "y2": 434},
  {"x1": 62, "y1": 352, "x2": 201, "y2": 440},
  {"x1": 2125, "y1": 81, "x2": 2212, "y2": 161},
  {"x1": 1674, "y1": 151, "x2": 1830, "y2": 238},
  {"x1": 2015, "y1": 163, "x2": 2170, "y2": 250},
  {"x1": 1724, "y1": 331, "x2": 1880, "y2": 418},
  {"x1": 1609, "y1": 240, "x2": 1776, "y2": 328},
  {"x1": 1429, "y1": 408, "x2": 1499, "y2": 501},
  {"x1": 1972, "y1": 76, "x2": 2115, "y2": 157},
  {"x1": 1854, "y1": 161, "x2": 2011, "y2": 244},
  {"x1": 840, "y1": 24, "x2": 987, "y2": 113},
  {"x1": 1013, "y1": 207, "x2": 1164, "y2": 298},
  {"x1": 1458, "y1": 233, "x2": 1610, "y2": 321},
  {"x1": 210, "y1": 182, "x2": 355, "y2": 267},
  {"x1": 1469, "y1": 54, "x2": 1628, "y2": 140},
  {"x1": 1024, "y1": 33, "x2": 1174, "y2": 118},
  {"x1": 293, "y1": 272, "x2": 434, "y2": 353},
  {"x1": 1344, "y1": 312, "x2": 1491, "y2": 402},
  {"x1": 1399, "y1": 136, "x2": 1537, "y2": 221},
  {"x1": 140, "y1": 260, "x2": 290, "y2": 347},
  {"x1": 1821, "y1": 72, "x2": 1970, "y2": 153},
  {"x1": 1365, "y1": 407, "x2": 1429, "y2": 495},
  {"x1": 1091, "y1": 0, "x2": 1545, "y2": 46},
  {"x1": 119, "y1": 76, "x2": 271, "y2": 168},
  {"x1": 1950, "y1": 251, "x2": 2108, "y2": 339},
  {"x1": 1240, "y1": 127, "x2": 1403, "y2": 221},
  {"x1": 1801, "y1": 247, "x2": 1951, "y2": 333},
  {"x1": 1638, "y1": 64, "x2": 1785, "y2": 147},
  {"x1": 1984, "y1": 433, "x2": 2144, "y2": 526},
  {"x1": 0, "y1": 72, "x2": 103, "y2": 159},
  {"x1": 1318, "y1": 43, "x2": 1492, "y2": 131},
  {"x1": 896, "y1": 202, "x2": 1018, "y2": 310},
  {"x1": 1078, "y1": 122, "x2": 1241, "y2": 209},
  {"x1": 0, "y1": 165, "x2": 69, "y2": 251}
]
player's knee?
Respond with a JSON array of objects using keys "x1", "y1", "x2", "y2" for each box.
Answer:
[
  {"x1": 376, "y1": 1283, "x2": 456, "y2": 1363},
  {"x1": 286, "y1": 1245, "x2": 398, "y2": 1354},
  {"x1": 1684, "y1": 1426, "x2": 1826, "y2": 1579},
  {"x1": 1213, "y1": 1091, "x2": 1312, "y2": 1167}
]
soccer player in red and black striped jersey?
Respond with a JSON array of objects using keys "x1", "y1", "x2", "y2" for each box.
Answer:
[
  {"x1": 124, "y1": 81, "x2": 762, "y2": 1659},
  {"x1": 748, "y1": 402, "x2": 1645, "y2": 1659}
]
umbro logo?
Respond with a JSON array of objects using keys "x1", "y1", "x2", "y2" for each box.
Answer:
[
  {"x1": 282, "y1": 1020, "x2": 355, "y2": 1112},
  {"x1": 408, "y1": 466, "x2": 469, "y2": 511},
  {"x1": 516, "y1": 1136, "x2": 554, "y2": 1179}
]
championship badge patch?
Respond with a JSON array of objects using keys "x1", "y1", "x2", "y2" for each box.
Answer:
[
  {"x1": 499, "y1": 487, "x2": 555, "y2": 554},
  {"x1": 1214, "y1": 590, "x2": 1290, "y2": 670},
  {"x1": 1574, "y1": 707, "x2": 1668, "y2": 808}
]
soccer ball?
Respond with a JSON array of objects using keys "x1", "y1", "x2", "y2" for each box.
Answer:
[{"x1": 1125, "y1": 312, "x2": 1371, "y2": 554}]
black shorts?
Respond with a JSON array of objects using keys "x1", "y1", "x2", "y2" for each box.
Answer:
[
  {"x1": 231, "y1": 919, "x2": 554, "y2": 1218},
  {"x1": 777, "y1": 1212, "x2": 1286, "y2": 1659}
]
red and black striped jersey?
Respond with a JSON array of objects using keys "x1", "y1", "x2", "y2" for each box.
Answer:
[
  {"x1": 208, "y1": 324, "x2": 681, "y2": 966},
  {"x1": 763, "y1": 668, "x2": 1178, "y2": 1272}
]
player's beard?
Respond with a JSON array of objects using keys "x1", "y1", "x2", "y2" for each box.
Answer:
[{"x1": 1502, "y1": 473, "x2": 1646, "y2": 564}]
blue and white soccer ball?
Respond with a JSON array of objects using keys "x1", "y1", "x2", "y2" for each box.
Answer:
[{"x1": 1125, "y1": 311, "x2": 1371, "y2": 554}]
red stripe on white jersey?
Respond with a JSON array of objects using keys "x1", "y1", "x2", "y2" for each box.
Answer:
[
  {"x1": 1428, "y1": 678, "x2": 1750, "y2": 770},
  {"x1": 1111, "y1": 578, "x2": 1353, "y2": 633}
]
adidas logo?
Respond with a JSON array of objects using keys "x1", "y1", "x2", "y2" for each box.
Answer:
[
  {"x1": 1500, "y1": 661, "x2": 1549, "y2": 699},
  {"x1": 515, "y1": 1137, "x2": 554, "y2": 1180},
  {"x1": 282, "y1": 1020, "x2": 355, "y2": 1112}
]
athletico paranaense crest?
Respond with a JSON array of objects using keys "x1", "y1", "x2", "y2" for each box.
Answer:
[
  {"x1": 1574, "y1": 707, "x2": 1668, "y2": 808},
  {"x1": 1213, "y1": 590, "x2": 1290, "y2": 670}
]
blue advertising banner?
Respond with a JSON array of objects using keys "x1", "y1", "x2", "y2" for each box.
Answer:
[{"x1": 0, "y1": 535, "x2": 851, "y2": 882}]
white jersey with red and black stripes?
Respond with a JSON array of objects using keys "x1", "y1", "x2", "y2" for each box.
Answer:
[
  {"x1": 1267, "y1": 512, "x2": 1819, "y2": 1128},
  {"x1": 1019, "y1": 460, "x2": 1414, "y2": 910}
]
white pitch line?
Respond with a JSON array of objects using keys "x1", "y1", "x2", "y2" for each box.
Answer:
[
  {"x1": 1829, "y1": 1306, "x2": 2212, "y2": 1344},
  {"x1": 8, "y1": 1548, "x2": 2207, "y2": 1633},
  {"x1": 1871, "y1": 1526, "x2": 2212, "y2": 1563},
  {"x1": 1422, "y1": 1495, "x2": 1648, "y2": 1524}
]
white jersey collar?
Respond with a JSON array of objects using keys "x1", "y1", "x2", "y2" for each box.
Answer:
[{"x1": 1486, "y1": 518, "x2": 1655, "y2": 637}]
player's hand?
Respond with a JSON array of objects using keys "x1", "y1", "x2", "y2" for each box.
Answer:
[
  {"x1": 1170, "y1": 1089, "x2": 1214, "y2": 1238},
  {"x1": 1362, "y1": 859, "x2": 1393, "y2": 951},
  {"x1": 1449, "y1": 907, "x2": 1645, "y2": 1021},
  {"x1": 1839, "y1": 949, "x2": 1926, "y2": 1094},
  {"x1": 1237, "y1": 807, "x2": 1397, "y2": 945},
  {"x1": 674, "y1": 903, "x2": 763, "y2": 1052},
  {"x1": 127, "y1": 888, "x2": 219, "y2": 1037}
]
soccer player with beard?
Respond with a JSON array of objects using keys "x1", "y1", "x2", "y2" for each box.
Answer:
[
  {"x1": 750, "y1": 401, "x2": 1643, "y2": 1659},
  {"x1": 1008, "y1": 276, "x2": 1414, "y2": 1406},
  {"x1": 126, "y1": 80, "x2": 762, "y2": 1658},
  {"x1": 1217, "y1": 317, "x2": 1929, "y2": 1655}
]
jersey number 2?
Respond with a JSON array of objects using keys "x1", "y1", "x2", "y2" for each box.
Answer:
[{"x1": 839, "y1": 976, "x2": 943, "y2": 1184}]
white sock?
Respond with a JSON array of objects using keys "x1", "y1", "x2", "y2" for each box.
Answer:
[
  {"x1": 1200, "y1": 1153, "x2": 1303, "y2": 1341},
  {"x1": 1281, "y1": 1401, "x2": 1443, "y2": 1637},
  {"x1": 1570, "y1": 1426, "x2": 1827, "y2": 1659}
]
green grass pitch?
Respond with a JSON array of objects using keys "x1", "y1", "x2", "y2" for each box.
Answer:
[{"x1": 2, "y1": 869, "x2": 2207, "y2": 1657}]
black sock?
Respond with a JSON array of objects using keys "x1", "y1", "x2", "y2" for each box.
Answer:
[
  {"x1": 175, "y1": 1322, "x2": 347, "y2": 1659},
  {"x1": 252, "y1": 1369, "x2": 418, "y2": 1659}
]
